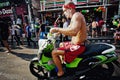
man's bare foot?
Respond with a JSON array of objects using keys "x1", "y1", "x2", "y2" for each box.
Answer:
[
  {"x1": 57, "y1": 71, "x2": 64, "y2": 77},
  {"x1": 5, "y1": 51, "x2": 12, "y2": 55}
]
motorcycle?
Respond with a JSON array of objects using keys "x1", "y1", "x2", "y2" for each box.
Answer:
[{"x1": 29, "y1": 33, "x2": 120, "y2": 80}]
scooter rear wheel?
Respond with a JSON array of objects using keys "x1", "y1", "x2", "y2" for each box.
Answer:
[{"x1": 84, "y1": 63, "x2": 114, "y2": 80}]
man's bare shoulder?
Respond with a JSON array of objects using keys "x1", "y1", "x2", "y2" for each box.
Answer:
[{"x1": 73, "y1": 12, "x2": 84, "y2": 19}]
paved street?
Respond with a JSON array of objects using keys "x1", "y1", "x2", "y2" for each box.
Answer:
[
  {"x1": 0, "y1": 46, "x2": 38, "y2": 80},
  {"x1": 0, "y1": 43, "x2": 120, "y2": 80}
]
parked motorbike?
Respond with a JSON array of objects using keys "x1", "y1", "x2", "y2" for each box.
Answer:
[{"x1": 29, "y1": 33, "x2": 120, "y2": 80}]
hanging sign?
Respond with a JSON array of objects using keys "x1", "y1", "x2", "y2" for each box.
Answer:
[
  {"x1": 0, "y1": 2, "x2": 10, "y2": 8},
  {"x1": 0, "y1": 8, "x2": 13, "y2": 17}
]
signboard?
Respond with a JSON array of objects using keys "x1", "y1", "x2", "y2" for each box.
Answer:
[
  {"x1": 40, "y1": 0, "x2": 101, "y2": 11},
  {"x1": 32, "y1": 0, "x2": 40, "y2": 9},
  {"x1": 16, "y1": 5, "x2": 27, "y2": 15},
  {"x1": 77, "y1": 0, "x2": 87, "y2": 2},
  {"x1": 108, "y1": 0, "x2": 119, "y2": 3},
  {"x1": 45, "y1": 0, "x2": 65, "y2": 8},
  {"x1": 0, "y1": 1, "x2": 10, "y2": 8},
  {"x1": 46, "y1": 0, "x2": 64, "y2": 2},
  {"x1": 89, "y1": 0, "x2": 100, "y2": 2},
  {"x1": 0, "y1": 8, "x2": 13, "y2": 17},
  {"x1": 77, "y1": 0, "x2": 87, "y2": 5}
]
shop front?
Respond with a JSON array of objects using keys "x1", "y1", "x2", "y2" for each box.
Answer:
[
  {"x1": 0, "y1": 4, "x2": 27, "y2": 26},
  {"x1": 38, "y1": 0, "x2": 119, "y2": 26}
]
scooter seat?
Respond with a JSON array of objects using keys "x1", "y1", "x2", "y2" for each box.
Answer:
[{"x1": 82, "y1": 43, "x2": 112, "y2": 56}]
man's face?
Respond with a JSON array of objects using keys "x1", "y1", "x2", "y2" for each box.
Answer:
[{"x1": 63, "y1": 7, "x2": 71, "y2": 19}]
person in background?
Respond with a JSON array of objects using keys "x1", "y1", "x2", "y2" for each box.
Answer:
[
  {"x1": 16, "y1": 17, "x2": 22, "y2": 27},
  {"x1": 25, "y1": 23, "x2": 36, "y2": 47},
  {"x1": 98, "y1": 18, "x2": 104, "y2": 36},
  {"x1": 57, "y1": 19, "x2": 63, "y2": 42},
  {"x1": 91, "y1": 19, "x2": 98, "y2": 38},
  {"x1": 112, "y1": 19, "x2": 119, "y2": 28},
  {"x1": 11, "y1": 25, "x2": 17, "y2": 46},
  {"x1": 11, "y1": 24, "x2": 21, "y2": 46},
  {"x1": 35, "y1": 18, "x2": 41, "y2": 40},
  {"x1": 101, "y1": 21, "x2": 107, "y2": 36},
  {"x1": 53, "y1": 17, "x2": 63, "y2": 45},
  {"x1": 38, "y1": 23, "x2": 46, "y2": 39},
  {"x1": 54, "y1": 15, "x2": 61, "y2": 28},
  {"x1": 0, "y1": 18, "x2": 11, "y2": 53},
  {"x1": 50, "y1": 1, "x2": 87, "y2": 77},
  {"x1": 62, "y1": 16, "x2": 69, "y2": 41},
  {"x1": 19, "y1": 25, "x2": 24, "y2": 45},
  {"x1": 14, "y1": 25, "x2": 23, "y2": 46}
]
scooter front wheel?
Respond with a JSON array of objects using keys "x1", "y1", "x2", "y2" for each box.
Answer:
[{"x1": 29, "y1": 59, "x2": 48, "y2": 79}]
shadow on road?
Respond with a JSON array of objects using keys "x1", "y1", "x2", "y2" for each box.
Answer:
[
  {"x1": 110, "y1": 76, "x2": 120, "y2": 80},
  {"x1": 11, "y1": 51, "x2": 37, "y2": 61},
  {"x1": 0, "y1": 48, "x2": 5, "y2": 52}
]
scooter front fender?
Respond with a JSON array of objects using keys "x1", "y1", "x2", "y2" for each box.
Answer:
[{"x1": 31, "y1": 57, "x2": 39, "y2": 61}]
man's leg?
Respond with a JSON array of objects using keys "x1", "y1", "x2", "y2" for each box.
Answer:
[{"x1": 52, "y1": 49, "x2": 65, "y2": 76}]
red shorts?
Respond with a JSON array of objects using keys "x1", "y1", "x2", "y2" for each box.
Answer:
[{"x1": 58, "y1": 42, "x2": 86, "y2": 63}]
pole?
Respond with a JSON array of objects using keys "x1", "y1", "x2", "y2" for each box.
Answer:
[
  {"x1": 27, "y1": 0, "x2": 32, "y2": 26},
  {"x1": 11, "y1": 3, "x2": 17, "y2": 24},
  {"x1": 118, "y1": 1, "x2": 120, "y2": 15},
  {"x1": 25, "y1": 0, "x2": 33, "y2": 28},
  {"x1": 102, "y1": 0, "x2": 107, "y2": 22}
]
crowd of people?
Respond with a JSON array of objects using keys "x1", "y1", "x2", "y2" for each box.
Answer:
[
  {"x1": 0, "y1": 18, "x2": 38, "y2": 53},
  {"x1": 85, "y1": 16, "x2": 120, "y2": 45},
  {"x1": 87, "y1": 18, "x2": 107, "y2": 38},
  {"x1": 0, "y1": 15, "x2": 70, "y2": 54}
]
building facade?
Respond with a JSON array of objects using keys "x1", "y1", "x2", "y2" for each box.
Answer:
[
  {"x1": 36, "y1": 0, "x2": 119, "y2": 26},
  {"x1": 0, "y1": 1, "x2": 27, "y2": 25}
]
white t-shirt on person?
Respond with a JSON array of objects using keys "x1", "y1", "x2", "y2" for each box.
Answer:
[{"x1": 63, "y1": 21, "x2": 68, "y2": 29}]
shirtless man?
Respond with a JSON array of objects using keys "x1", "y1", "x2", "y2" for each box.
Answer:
[
  {"x1": 91, "y1": 19, "x2": 98, "y2": 37},
  {"x1": 50, "y1": 1, "x2": 87, "y2": 77}
]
